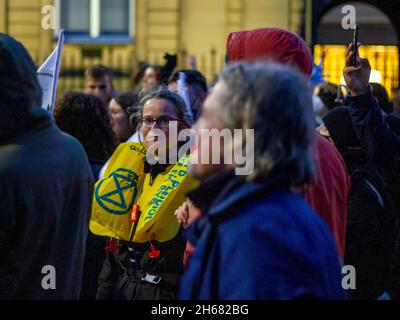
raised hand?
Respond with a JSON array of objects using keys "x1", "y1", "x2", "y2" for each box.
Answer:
[
  {"x1": 174, "y1": 199, "x2": 202, "y2": 228},
  {"x1": 343, "y1": 43, "x2": 371, "y2": 96},
  {"x1": 175, "y1": 201, "x2": 189, "y2": 227}
]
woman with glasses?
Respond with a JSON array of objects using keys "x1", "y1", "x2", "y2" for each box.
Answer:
[{"x1": 95, "y1": 89, "x2": 196, "y2": 300}]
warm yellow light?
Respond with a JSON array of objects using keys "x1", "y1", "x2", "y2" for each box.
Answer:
[
  {"x1": 314, "y1": 45, "x2": 398, "y2": 97},
  {"x1": 369, "y1": 70, "x2": 382, "y2": 83},
  {"x1": 339, "y1": 69, "x2": 382, "y2": 85}
]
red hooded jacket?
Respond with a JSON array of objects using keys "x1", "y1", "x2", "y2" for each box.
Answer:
[{"x1": 226, "y1": 28, "x2": 350, "y2": 257}]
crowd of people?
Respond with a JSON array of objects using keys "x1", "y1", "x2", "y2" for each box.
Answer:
[{"x1": 1, "y1": 26, "x2": 400, "y2": 300}]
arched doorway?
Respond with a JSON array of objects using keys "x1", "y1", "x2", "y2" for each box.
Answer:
[{"x1": 314, "y1": 1, "x2": 398, "y2": 97}]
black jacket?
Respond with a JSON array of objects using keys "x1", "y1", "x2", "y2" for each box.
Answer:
[
  {"x1": 348, "y1": 89, "x2": 400, "y2": 298},
  {"x1": 80, "y1": 159, "x2": 107, "y2": 300},
  {"x1": 0, "y1": 109, "x2": 94, "y2": 299},
  {"x1": 345, "y1": 166, "x2": 397, "y2": 299},
  {"x1": 348, "y1": 89, "x2": 400, "y2": 170},
  {"x1": 96, "y1": 234, "x2": 185, "y2": 300}
]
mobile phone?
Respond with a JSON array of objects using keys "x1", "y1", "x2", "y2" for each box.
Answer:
[{"x1": 352, "y1": 25, "x2": 359, "y2": 66}]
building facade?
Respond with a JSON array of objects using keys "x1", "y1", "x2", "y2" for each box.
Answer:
[
  {"x1": 0, "y1": 0, "x2": 306, "y2": 93},
  {"x1": 1, "y1": 0, "x2": 398, "y2": 96}
]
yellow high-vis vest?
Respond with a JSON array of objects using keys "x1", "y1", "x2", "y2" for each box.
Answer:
[{"x1": 90, "y1": 142, "x2": 199, "y2": 243}]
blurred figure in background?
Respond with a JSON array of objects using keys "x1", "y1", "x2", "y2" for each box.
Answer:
[
  {"x1": 138, "y1": 54, "x2": 178, "y2": 95},
  {"x1": 312, "y1": 94, "x2": 328, "y2": 126},
  {"x1": 226, "y1": 27, "x2": 351, "y2": 257},
  {"x1": 313, "y1": 82, "x2": 348, "y2": 126},
  {"x1": 168, "y1": 69, "x2": 208, "y2": 121},
  {"x1": 132, "y1": 62, "x2": 150, "y2": 93},
  {"x1": 392, "y1": 89, "x2": 400, "y2": 116},
  {"x1": 54, "y1": 92, "x2": 117, "y2": 300},
  {"x1": 98, "y1": 93, "x2": 141, "y2": 180},
  {"x1": 177, "y1": 27, "x2": 350, "y2": 264},
  {"x1": 54, "y1": 92, "x2": 117, "y2": 181},
  {"x1": 370, "y1": 83, "x2": 400, "y2": 142},
  {"x1": 0, "y1": 34, "x2": 93, "y2": 299},
  {"x1": 141, "y1": 65, "x2": 161, "y2": 94},
  {"x1": 343, "y1": 42, "x2": 400, "y2": 299},
  {"x1": 179, "y1": 62, "x2": 344, "y2": 300},
  {"x1": 323, "y1": 106, "x2": 398, "y2": 300},
  {"x1": 108, "y1": 92, "x2": 139, "y2": 143},
  {"x1": 370, "y1": 83, "x2": 393, "y2": 114},
  {"x1": 85, "y1": 64, "x2": 115, "y2": 104},
  {"x1": 315, "y1": 82, "x2": 343, "y2": 111}
]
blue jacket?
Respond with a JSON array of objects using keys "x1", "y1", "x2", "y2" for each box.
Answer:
[{"x1": 179, "y1": 176, "x2": 344, "y2": 300}]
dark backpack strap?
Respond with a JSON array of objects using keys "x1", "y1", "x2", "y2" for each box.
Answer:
[
  {"x1": 350, "y1": 166, "x2": 388, "y2": 209},
  {"x1": 364, "y1": 179, "x2": 385, "y2": 208}
]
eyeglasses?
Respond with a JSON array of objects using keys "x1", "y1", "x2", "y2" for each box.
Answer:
[{"x1": 141, "y1": 115, "x2": 184, "y2": 128}]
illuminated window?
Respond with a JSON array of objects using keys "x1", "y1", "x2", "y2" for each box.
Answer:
[
  {"x1": 315, "y1": 2, "x2": 398, "y2": 98},
  {"x1": 314, "y1": 45, "x2": 399, "y2": 97}
]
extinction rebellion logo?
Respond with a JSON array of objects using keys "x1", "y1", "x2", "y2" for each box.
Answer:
[{"x1": 95, "y1": 169, "x2": 139, "y2": 215}]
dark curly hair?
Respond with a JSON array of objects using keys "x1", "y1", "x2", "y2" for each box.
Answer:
[
  {"x1": 54, "y1": 92, "x2": 116, "y2": 163},
  {"x1": 114, "y1": 92, "x2": 139, "y2": 113}
]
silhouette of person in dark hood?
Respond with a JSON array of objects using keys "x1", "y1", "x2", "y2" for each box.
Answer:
[
  {"x1": 0, "y1": 33, "x2": 43, "y2": 142},
  {"x1": 0, "y1": 34, "x2": 94, "y2": 300}
]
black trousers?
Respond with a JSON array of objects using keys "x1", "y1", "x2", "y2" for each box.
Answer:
[{"x1": 111, "y1": 272, "x2": 178, "y2": 300}]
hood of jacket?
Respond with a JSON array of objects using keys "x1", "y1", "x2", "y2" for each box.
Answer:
[
  {"x1": 0, "y1": 33, "x2": 43, "y2": 140},
  {"x1": 226, "y1": 28, "x2": 313, "y2": 77}
]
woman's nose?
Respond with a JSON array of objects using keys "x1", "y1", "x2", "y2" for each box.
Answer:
[{"x1": 150, "y1": 119, "x2": 161, "y2": 129}]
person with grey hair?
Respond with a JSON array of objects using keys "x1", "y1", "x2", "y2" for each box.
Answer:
[
  {"x1": 179, "y1": 62, "x2": 344, "y2": 300},
  {"x1": 96, "y1": 88, "x2": 195, "y2": 300}
]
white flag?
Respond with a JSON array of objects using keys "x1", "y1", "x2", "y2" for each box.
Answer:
[
  {"x1": 177, "y1": 72, "x2": 194, "y2": 124},
  {"x1": 37, "y1": 29, "x2": 65, "y2": 115}
]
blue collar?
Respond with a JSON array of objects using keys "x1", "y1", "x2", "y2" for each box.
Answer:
[{"x1": 207, "y1": 180, "x2": 267, "y2": 218}]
